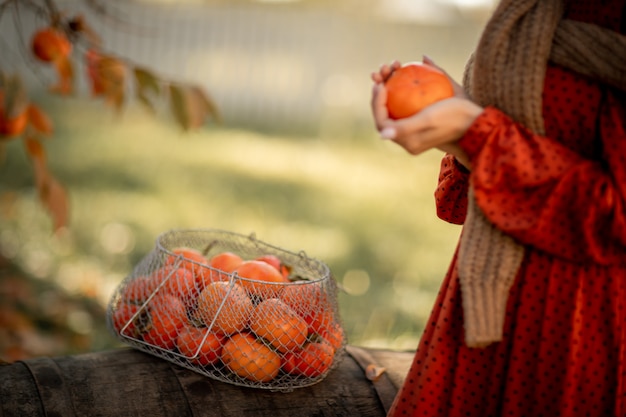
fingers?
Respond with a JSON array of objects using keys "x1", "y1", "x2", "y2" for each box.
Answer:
[
  {"x1": 422, "y1": 55, "x2": 466, "y2": 97},
  {"x1": 371, "y1": 60, "x2": 403, "y2": 84},
  {"x1": 370, "y1": 83, "x2": 391, "y2": 131}
]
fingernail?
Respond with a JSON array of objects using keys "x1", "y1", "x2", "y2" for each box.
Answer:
[{"x1": 380, "y1": 127, "x2": 396, "y2": 140}]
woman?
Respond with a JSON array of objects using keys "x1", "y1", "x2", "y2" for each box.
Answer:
[{"x1": 370, "y1": 0, "x2": 626, "y2": 416}]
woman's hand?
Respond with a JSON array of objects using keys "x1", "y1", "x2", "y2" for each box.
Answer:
[{"x1": 370, "y1": 57, "x2": 483, "y2": 169}]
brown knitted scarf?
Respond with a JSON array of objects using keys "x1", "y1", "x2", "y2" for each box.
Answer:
[{"x1": 458, "y1": 0, "x2": 626, "y2": 348}]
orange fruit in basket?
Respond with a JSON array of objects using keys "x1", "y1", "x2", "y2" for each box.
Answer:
[
  {"x1": 209, "y1": 251, "x2": 243, "y2": 281},
  {"x1": 165, "y1": 247, "x2": 210, "y2": 282},
  {"x1": 256, "y1": 254, "x2": 292, "y2": 280},
  {"x1": 176, "y1": 325, "x2": 224, "y2": 366},
  {"x1": 111, "y1": 302, "x2": 146, "y2": 337},
  {"x1": 235, "y1": 260, "x2": 288, "y2": 299},
  {"x1": 318, "y1": 321, "x2": 345, "y2": 352},
  {"x1": 221, "y1": 333, "x2": 281, "y2": 383},
  {"x1": 385, "y1": 62, "x2": 454, "y2": 120},
  {"x1": 249, "y1": 298, "x2": 308, "y2": 353},
  {"x1": 120, "y1": 275, "x2": 160, "y2": 303},
  {"x1": 31, "y1": 27, "x2": 72, "y2": 63},
  {"x1": 196, "y1": 281, "x2": 253, "y2": 334},
  {"x1": 143, "y1": 293, "x2": 188, "y2": 350},
  {"x1": 152, "y1": 266, "x2": 198, "y2": 302},
  {"x1": 280, "y1": 281, "x2": 335, "y2": 334},
  {"x1": 282, "y1": 341, "x2": 334, "y2": 378}
]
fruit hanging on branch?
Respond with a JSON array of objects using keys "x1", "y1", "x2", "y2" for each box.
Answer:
[{"x1": 1, "y1": 0, "x2": 221, "y2": 232}]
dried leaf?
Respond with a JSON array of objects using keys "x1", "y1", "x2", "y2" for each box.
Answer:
[
  {"x1": 134, "y1": 67, "x2": 161, "y2": 114},
  {"x1": 169, "y1": 84, "x2": 190, "y2": 130},
  {"x1": 85, "y1": 49, "x2": 127, "y2": 110},
  {"x1": 134, "y1": 67, "x2": 160, "y2": 97},
  {"x1": 24, "y1": 137, "x2": 47, "y2": 191},
  {"x1": 190, "y1": 85, "x2": 220, "y2": 123},
  {"x1": 24, "y1": 137, "x2": 69, "y2": 231},
  {"x1": 27, "y1": 104, "x2": 53, "y2": 136},
  {"x1": 3, "y1": 75, "x2": 29, "y2": 118},
  {"x1": 51, "y1": 56, "x2": 74, "y2": 95},
  {"x1": 42, "y1": 176, "x2": 69, "y2": 232},
  {"x1": 365, "y1": 364, "x2": 386, "y2": 381}
]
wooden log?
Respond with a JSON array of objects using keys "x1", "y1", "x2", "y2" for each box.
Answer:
[{"x1": 0, "y1": 346, "x2": 414, "y2": 417}]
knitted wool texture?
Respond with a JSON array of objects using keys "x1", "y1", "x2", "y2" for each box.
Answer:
[{"x1": 458, "y1": 0, "x2": 626, "y2": 348}]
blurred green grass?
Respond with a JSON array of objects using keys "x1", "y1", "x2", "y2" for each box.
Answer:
[{"x1": 0, "y1": 95, "x2": 462, "y2": 352}]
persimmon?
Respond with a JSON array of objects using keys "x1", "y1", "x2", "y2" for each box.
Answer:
[
  {"x1": 0, "y1": 111, "x2": 28, "y2": 138},
  {"x1": 152, "y1": 266, "x2": 198, "y2": 302},
  {"x1": 176, "y1": 325, "x2": 224, "y2": 366},
  {"x1": 0, "y1": 90, "x2": 28, "y2": 139},
  {"x1": 165, "y1": 247, "x2": 210, "y2": 282},
  {"x1": 195, "y1": 281, "x2": 253, "y2": 335},
  {"x1": 256, "y1": 254, "x2": 292, "y2": 279},
  {"x1": 249, "y1": 298, "x2": 308, "y2": 353},
  {"x1": 31, "y1": 27, "x2": 71, "y2": 63},
  {"x1": 235, "y1": 260, "x2": 288, "y2": 299},
  {"x1": 143, "y1": 293, "x2": 188, "y2": 350},
  {"x1": 111, "y1": 302, "x2": 146, "y2": 337},
  {"x1": 209, "y1": 251, "x2": 243, "y2": 281},
  {"x1": 120, "y1": 275, "x2": 160, "y2": 304},
  {"x1": 221, "y1": 333, "x2": 281, "y2": 383},
  {"x1": 318, "y1": 321, "x2": 345, "y2": 352},
  {"x1": 385, "y1": 62, "x2": 454, "y2": 119},
  {"x1": 282, "y1": 341, "x2": 334, "y2": 378},
  {"x1": 280, "y1": 281, "x2": 335, "y2": 334}
]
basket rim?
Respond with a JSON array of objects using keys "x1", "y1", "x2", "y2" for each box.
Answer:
[{"x1": 154, "y1": 228, "x2": 331, "y2": 283}]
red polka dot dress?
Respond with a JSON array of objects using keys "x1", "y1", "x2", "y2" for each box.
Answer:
[{"x1": 388, "y1": 2, "x2": 626, "y2": 416}]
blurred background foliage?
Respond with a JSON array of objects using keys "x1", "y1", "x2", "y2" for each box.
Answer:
[{"x1": 0, "y1": 0, "x2": 494, "y2": 361}]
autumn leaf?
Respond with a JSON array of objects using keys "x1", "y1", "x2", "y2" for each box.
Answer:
[
  {"x1": 169, "y1": 84, "x2": 189, "y2": 130},
  {"x1": 51, "y1": 56, "x2": 74, "y2": 95},
  {"x1": 168, "y1": 84, "x2": 219, "y2": 131},
  {"x1": 27, "y1": 104, "x2": 54, "y2": 136},
  {"x1": 85, "y1": 49, "x2": 127, "y2": 111},
  {"x1": 24, "y1": 136, "x2": 69, "y2": 232},
  {"x1": 134, "y1": 67, "x2": 161, "y2": 114},
  {"x1": 2, "y1": 75, "x2": 29, "y2": 119},
  {"x1": 189, "y1": 85, "x2": 221, "y2": 125}
]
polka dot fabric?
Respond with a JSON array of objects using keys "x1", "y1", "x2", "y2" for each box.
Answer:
[{"x1": 388, "y1": 1, "x2": 626, "y2": 416}]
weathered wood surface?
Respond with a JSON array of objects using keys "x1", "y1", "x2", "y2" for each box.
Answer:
[{"x1": 0, "y1": 345, "x2": 414, "y2": 417}]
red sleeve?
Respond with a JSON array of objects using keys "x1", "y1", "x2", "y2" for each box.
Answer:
[
  {"x1": 458, "y1": 94, "x2": 626, "y2": 266},
  {"x1": 434, "y1": 154, "x2": 469, "y2": 225}
]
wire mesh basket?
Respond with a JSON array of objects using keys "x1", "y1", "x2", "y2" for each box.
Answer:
[{"x1": 106, "y1": 228, "x2": 346, "y2": 392}]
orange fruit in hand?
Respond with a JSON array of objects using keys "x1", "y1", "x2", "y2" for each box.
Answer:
[
  {"x1": 31, "y1": 27, "x2": 71, "y2": 63},
  {"x1": 249, "y1": 298, "x2": 308, "y2": 353},
  {"x1": 235, "y1": 260, "x2": 288, "y2": 299},
  {"x1": 385, "y1": 62, "x2": 454, "y2": 119},
  {"x1": 221, "y1": 333, "x2": 281, "y2": 383},
  {"x1": 282, "y1": 341, "x2": 334, "y2": 378},
  {"x1": 209, "y1": 251, "x2": 243, "y2": 281},
  {"x1": 196, "y1": 281, "x2": 253, "y2": 334},
  {"x1": 176, "y1": 325, "x2": 224, "y2": 366}
]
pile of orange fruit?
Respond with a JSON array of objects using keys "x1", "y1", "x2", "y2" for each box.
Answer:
[{"x1": 110, "y1": 247, "x2": 344, "y2": 386}]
